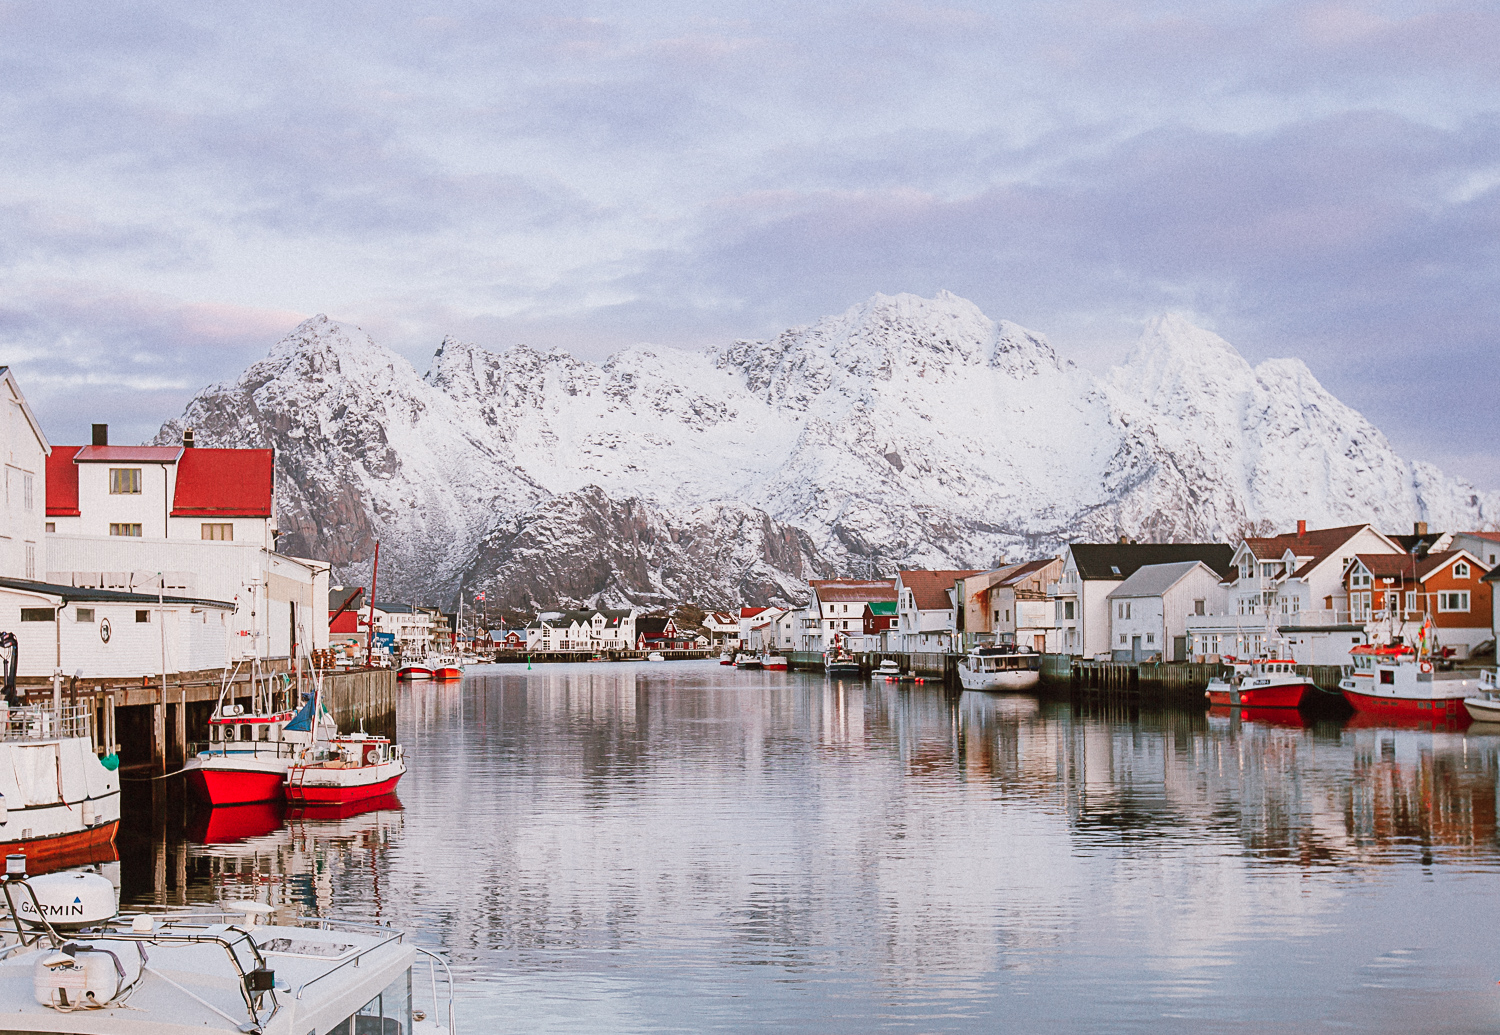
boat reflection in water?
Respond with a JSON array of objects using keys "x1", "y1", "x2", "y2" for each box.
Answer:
[
  {"x1": 124, "y1": 786, "x2": 404, "y2": 922},
  {"x1": 116, "y1": 663, "x2": 1500, "y2": 1033},
  {"x1": 1207, "y1": 704, "x2": 1314, "y2": 728}
]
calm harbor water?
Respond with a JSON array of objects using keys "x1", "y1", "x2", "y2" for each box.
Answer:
[{"x1": 119, "y1": 661, "x2": 1500, "y2": 1033}]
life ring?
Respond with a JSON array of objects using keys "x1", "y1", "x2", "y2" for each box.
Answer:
[{"x1": 1419, "y1": 661, "x2": 1433, "y2": 673}]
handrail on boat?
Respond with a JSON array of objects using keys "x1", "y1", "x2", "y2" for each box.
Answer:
[{"x1": 413, "y1": 944, "x2": 458, "y2": 1034}]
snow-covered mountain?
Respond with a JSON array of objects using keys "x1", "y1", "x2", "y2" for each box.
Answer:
[{"x1": 156, "y1": 293, "x2": 1499, "y2": 608}]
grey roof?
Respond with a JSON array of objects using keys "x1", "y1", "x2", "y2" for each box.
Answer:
[
  {"x1": 0, "y1": 577, "x2": 235, "y2": 610},
  {"x1": 1105, "y1": 561, "x2": 1216, "y2": 600}
]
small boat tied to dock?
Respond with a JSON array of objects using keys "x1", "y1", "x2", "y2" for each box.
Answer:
[
  {"x1": 286, "y1": 731, "x2": 407, "y2": 806},
  {"x1": 957, "y1": 645, "x2": 1041, "y2": 692},
  {"x1": 1339, "y1": 616, "x2": 1480, "y2": 724},
  {"x1": 1463, "y1": 669, "x2": 1500, "y2": 723},
  {"x1": 181, "y1": 660, "x2": 336, "y2": 807},
  {"x1": 1204, "y1": 657, "x2": 1316, "y2": 709},
  {"x1": 0, "y1": 638, "x2": 121, "y2": 869},
  {"x1": 0, "y1": 852, "x2": 455, "y2": 1033}
]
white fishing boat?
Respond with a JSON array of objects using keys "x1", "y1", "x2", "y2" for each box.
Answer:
[
  {"x1": 1463, "y1": 669, "x2": 1500, "y2": 723},
  {"x1": 286, "y1": 732, "x2": 406, "y2": 806},
  {"x1": 0, "y1": 703, "x2": 120, "y2": 870},
  {"x1": 872, "y1": 659, "x2": 902, "y2": 680},
  {"x1": 0, "y1": 853, "x2": 455, "y2": 1033},
  {"x1": 957, "y1": 646, "x2": 1041, "y2": 692},
  {"x1": 646, "y1": 652, "x2": 666, "y2": 662},
  {"x1": 734, "y1": 655, "x2": 764, "y2": 670}
]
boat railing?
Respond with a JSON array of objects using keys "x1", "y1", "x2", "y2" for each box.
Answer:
[
  {"x1": 0, "y1": 703, "x2": 91, "y2": 742},
  {"x1": 414, "y1": 944, "x2": 458, "y2": 1034}
]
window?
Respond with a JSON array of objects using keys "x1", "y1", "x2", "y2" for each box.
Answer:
[
  {"x1": 1064, "y1": 601, "x2": 1074, "y2": 620},
  {"x1": 1454, "y1": 561, "x2": 1470, "y2": 579},
  {"x1": 76, "y1": 608, "x2": 94, "y2": 623},
  {"x1": 1146, "y1": 633, "x2": 1154, "y2": 644},
  {"x1": 20, "y1": 608, "x2": 52, "y2": 622},
  {"x1": 22, "y1": 472, "x2": 32, "y2": 511},
  {"x1": 1193, "y1": 599, "x2": 1205, "y2": 616},
  {"x1": 23, "y1": 542, "x2": 35, "y2": 579},
  {"x1": 1439, "y1": 591, "x2": 1470, "y2": 612},
  {"x1": 1380, "y1": 669, "x2": 1394, "y2": 685},
  {"x1": 109, "y1": 468, "x2": 142, "y2": 494},
  {"x1": 1404, "y1": 591, "x2": 1416, "y2": 613},
  {"x1": 135, "y1": 609, "x2": 150, "y2": 623},
  {"x1": 1005, "y1": 609, "x2": 1010, "y2": 622},
  {"x1": 45, "y1": 522, "x2": 54, "y2": 533},
  {"x1": 1120, "y1": 634, "x2": 1127, "y2": 645},
  {"x1": 201, "y1": 523, "x2": 234, "y2": 541},
  {"x1": 109, "y1": 523, "x2": 142, "y2": 537}
]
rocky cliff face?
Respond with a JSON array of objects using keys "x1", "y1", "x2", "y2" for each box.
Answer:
[{"x1": 157, "y1": 294, "x2": 1499, "y2": 609}]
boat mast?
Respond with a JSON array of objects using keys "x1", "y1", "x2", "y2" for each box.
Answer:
[{"x1": 364, "y1": 541, "x2": 380, "y2": 668}]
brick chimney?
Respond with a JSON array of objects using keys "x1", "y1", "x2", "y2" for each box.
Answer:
[
  {"x1": 91, "y1": 423, "x2": 107, "y2": 446},
  {"x1": 1413, "y1": 521, "x2": 1428, "y2": 536},
  {"x1": 1297, "y1": 519, "x2": 1306, "y2": 536}
]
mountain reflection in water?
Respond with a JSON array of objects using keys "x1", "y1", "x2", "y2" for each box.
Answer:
[{"x1": 120, "y1": 663, "x2": 1500, "y2": 1033}]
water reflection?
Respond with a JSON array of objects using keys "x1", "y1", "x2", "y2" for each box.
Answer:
[{"x1": 116, "y1": 664, "x2": 1500, "y2": 1033}]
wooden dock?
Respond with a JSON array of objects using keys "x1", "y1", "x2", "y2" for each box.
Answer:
[{"x1": 19, "y1": 661, "x2": 397, "y2": 775}]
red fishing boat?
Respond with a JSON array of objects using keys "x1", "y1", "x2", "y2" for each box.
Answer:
[
  {"x1": 285, "y1": 733, "x2": 406, "y2": 805},
  {"x1": 1339, "y1": 631, "x2": 1477, "y2": 725},
  {"x1": 181, "y1": 661, "x2": 335, "y2": 805},
  {"x1": 1204, "y1": 658, "x2": 1316, "y2": 708}
]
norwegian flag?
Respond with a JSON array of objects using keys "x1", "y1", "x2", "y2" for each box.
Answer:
[{"x1": 475, "y1": 591, "x2": 486, "y2": 602}]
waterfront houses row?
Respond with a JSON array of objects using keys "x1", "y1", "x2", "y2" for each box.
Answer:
[{"x1": 725, "y1": 521, "x2": 1497, "y2": 666}]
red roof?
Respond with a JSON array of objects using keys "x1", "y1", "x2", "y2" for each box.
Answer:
[
  {"x1": 1243, "y1": 523, "x2": 1372, "y2": 578},
  {"x1": 1460, "y1": 531, "x2": 1500, "y2": 544},
  {"x1": 45, "y1": 446, "x2": 82, "y2": 516},
  {"x1": 73, "y1": 445, "x2": 183, "y2": 463},
  {"x1": 170, "y1": 449, "x2": 274, "y2": 518},
  {"x1": 899, "y1": 570, "x2": 981, "y2": 611},
  {"x1": 809, "y1": 579, "x2": 898, "y2": 604},
  {"x1": 1353, "y1": 550, "x2": 1489, "y2": 584},
  {"x1": 740, "y1": 606, "x2": 769, "y2": 619}
]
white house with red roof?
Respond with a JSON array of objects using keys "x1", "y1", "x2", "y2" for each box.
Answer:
[
  {"x1": 0, "y1": 382, "x2": 243, "y2": 680},
  {"x1": 1183, "y1": 521, "x2": 1402, "y2": 664},
  {"x1": 1448, "y1": 532, "x2": 1500, "y2": 570},
  {"x1": 807, "y1": 578, "x2": 897, "y2": 652},
  {"x1": 896, "y1": 569, "x2": 980, "y2": 652},
  {"x1": 702, "y1": 610, "x2": 741, "y2": 647},
  {"x1": 43, "y1": 425, "x2": 330, "y2": 663}
]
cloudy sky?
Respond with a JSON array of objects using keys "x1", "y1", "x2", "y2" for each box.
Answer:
[{"x1": 1, "y1": 1, "x2": 1496, "y2": 485}]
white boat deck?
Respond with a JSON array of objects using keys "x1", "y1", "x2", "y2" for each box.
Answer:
[{"x1": 0, "y1": 912, "x2": 433, "y2": 1034}]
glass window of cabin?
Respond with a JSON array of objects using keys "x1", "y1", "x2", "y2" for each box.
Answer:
[
  {"x1": 75, "y1": 607, "x2": 94, "y2": 622},
  {"x1": 108, "y1": 468, "x2": 141, "y2": 494},
  {"x1": 1380, "y1": 670, "x2": 1394, "y2": 685},
  {"x1": 109, "y1": 523, "x2": 143, "y2": 537}
]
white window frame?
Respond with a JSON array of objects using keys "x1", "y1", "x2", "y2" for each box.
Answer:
[
  {"x1": 1454, "y1": 561, "x2": 1470, "y2": 579},
  {"x1": 1438, "y1": 591, "x2": 1470, "y2": 613}
]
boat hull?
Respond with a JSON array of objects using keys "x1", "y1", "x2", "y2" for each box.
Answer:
[
  {"x1": 762, "y1": 657, "x2": 788, "y2": 671},
  {"x1": 959, "y1": 669, "x2": 1040, "y2": 692},
  {"x1": 397, "y1": 666, "x2": 432, "y2": 681},
  {"x1": 3, "y1": 815, "x2": 119, "y2": 871},
  {"x1": 1204, "y1": 681, "x2": 1312, "y2": 708},
  {"x1": 735, "y1": 660, "x2": 764, "y2": 670},
  {"x1": 183, "y1": 759, "x2": 291, "y2": 805},
  {"x1": 432, "y1": 666, "x2": 462, "y2": 681},
  {"x1": 1341, "y1": 687, "x2": 1471, "y2": 725},
  {"x1": 826, "y1": 663, "x2": 861, "y2": 677},
  {"x1": 1464, "y1": 697, "x2": 1500, "y2": 723},
  {"x1": 286, "y1": 763, "x2": 406, "y2": 806}
]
